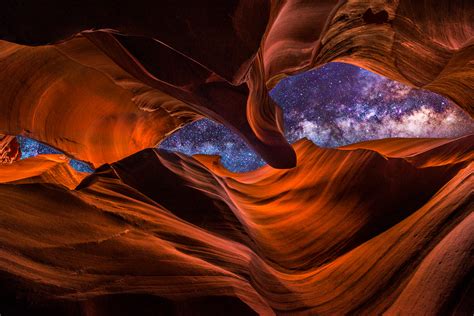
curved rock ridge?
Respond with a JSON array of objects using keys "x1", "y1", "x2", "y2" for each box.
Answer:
[
  {"x1": 0, "y1": 1, "x2": 472, "y2": 167},
  {"x1": 0, "y1": 39, "x2": 195, "y2": 168},
  {"x1": 264, "y1": 0, "x2": 474, "y2": 113},
  {"x1": 0, "y1": 153, "x2": 87, "y2": 189},
  {"x1": 0, "y1": 136, "x2": 472, "y2": 315},
  {"x1": 341, "y1": 134, "x2": 474, "y2": 167}
]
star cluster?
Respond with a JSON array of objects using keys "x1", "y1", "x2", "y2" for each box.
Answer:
[{"x1": 20, "y1": 62, "x2": 474, "y2": 173}]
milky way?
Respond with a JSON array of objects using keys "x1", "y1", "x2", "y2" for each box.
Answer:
[
  {"x1": 160, "y1": 62, "x2": 474, "y2": 171},
  {"x1": 21, "y1": 62, "x2": 474, "y2": 172}
]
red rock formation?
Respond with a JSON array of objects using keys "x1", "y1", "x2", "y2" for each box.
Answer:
[
  {"x1": 0, "y1": 1, "x2": 473, "y2": 315},
  {"x1": 0, "y1": 1, "x2": 472, "y2": 167},
  {"x1": 0, "y1": 135, "x2": 20, "y2": 163},
  {"x1": 0, "y1": 136, "x2": 472, "y2": 315},
  {"x1": 0, "y1": 39, "x2": 196, "y2": 168},
  {"x1": 341, "y1": 134, "x2": 474, "y2": 167}
]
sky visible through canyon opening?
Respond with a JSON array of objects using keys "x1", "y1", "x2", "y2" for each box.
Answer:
[{"x1": 19, "y1": 62, "x2": 474, "y2": 172}]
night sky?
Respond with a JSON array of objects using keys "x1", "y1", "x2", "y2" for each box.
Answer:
[
  {"x1": 21, "y1": 62, "x2": 474, "y2": 173},
  {"x1": 161, "y1": 62, "x2": 474, "y2": 171},
  {"x1": 18, "y1": 136, "x2": 94, "y2": 172}
]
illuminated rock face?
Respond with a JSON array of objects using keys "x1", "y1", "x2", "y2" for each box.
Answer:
[
  {"x1": 0, "y1": 0, "x2": 472, "y2": 168},
  {"x1": 0, "y1": 1, "x2": 473, "y2": 315},
  {"x1": 0, "y1": 137, "x2": 473, "y2": 315}
]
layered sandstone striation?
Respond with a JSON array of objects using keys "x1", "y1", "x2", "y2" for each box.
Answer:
[{"x1": 0, "y1": 136, "x2": 472, "y2": 315}]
